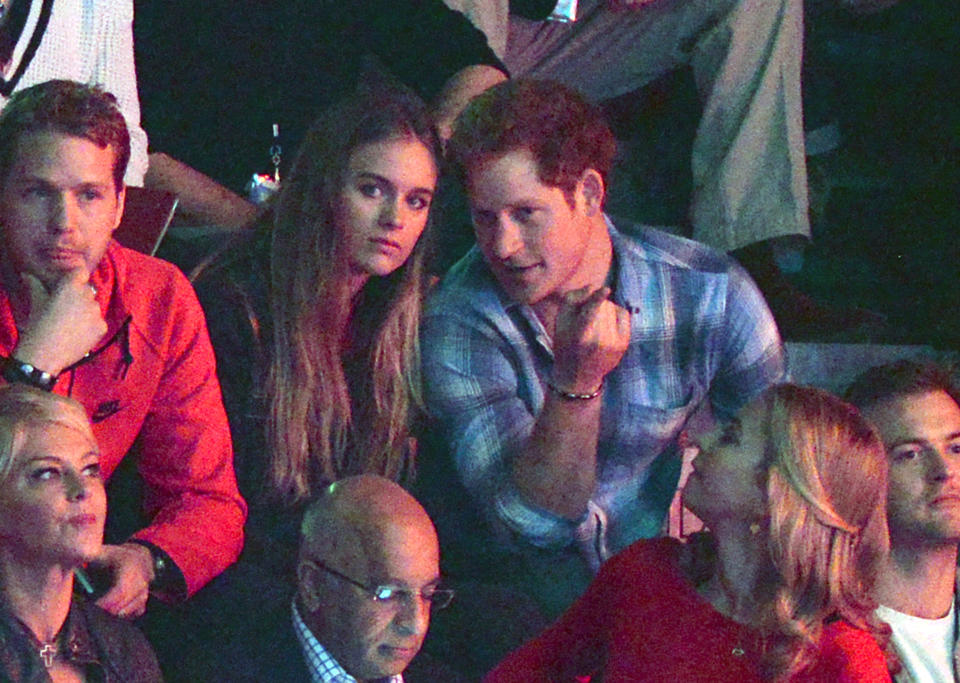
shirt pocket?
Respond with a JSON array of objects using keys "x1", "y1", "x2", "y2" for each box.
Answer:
[{"x1": 602, "y1": 387, "x2": 701, "y2": 471}]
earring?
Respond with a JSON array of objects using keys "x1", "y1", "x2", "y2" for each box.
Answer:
[{"x1": 749, "y1": 521, "x2": 762, "y2": 536}]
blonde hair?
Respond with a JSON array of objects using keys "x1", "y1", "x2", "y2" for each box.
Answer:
[
  {"x1": 759, "y1": 384, "x2": 893, "y2": 678},
  {"x1": 265, "y1": 85, "x2": 440, "y2": 504},
  {"x1": 0, "y1": 385, "x2": 94, "y2": 485}
]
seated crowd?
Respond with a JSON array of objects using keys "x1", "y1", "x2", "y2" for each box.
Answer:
[{"x1": 0, "y1": 4, "x2": 953, "y2": 682}]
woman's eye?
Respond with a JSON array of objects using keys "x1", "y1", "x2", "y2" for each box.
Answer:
[
  {"x1": 407, "y1": 195, "x2": 430, "y2": 211},
  {"x1": 83, "y1": 463, "x2": 102, "y2": 479},
  {"x1": 359, "y1": 184, "x2": 382, "y2": 199},
  {"x1": 24, "y1": 186, "x2": 50, "y2": 199},
  {"x1": 893, "y1": 447, "x2": 922, "y2": 462},
  {"x1": 31, "y1": 467, "x2": 60, "y2": 481}
]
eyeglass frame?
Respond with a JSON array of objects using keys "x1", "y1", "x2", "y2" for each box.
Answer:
[{"x1": 304, "y1": 559, "x2": 455, "y2": 610}]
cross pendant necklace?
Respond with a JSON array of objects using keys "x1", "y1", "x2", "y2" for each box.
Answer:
[{"x1": 38, "y1": 641, "x2": 57, "y2": 668}]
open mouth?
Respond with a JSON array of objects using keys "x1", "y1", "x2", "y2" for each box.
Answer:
[{"x1": 501, "y1": 261, "x2": 540, "y2": 276}]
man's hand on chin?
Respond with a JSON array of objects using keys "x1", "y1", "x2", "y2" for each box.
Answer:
[
  {"x1": 552, "y1": 285, "x2": 631, "y2": 395},
  {"x1": 12, "y1": 268, "x2": 106, "y2": 376}
]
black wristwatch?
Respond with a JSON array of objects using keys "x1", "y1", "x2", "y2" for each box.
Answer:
[
  {"x1": 1, "y1": 355, "x2": 57, "y2": 391},
  {"x1": 126, "y1": 539, "x2": 187, "y2": 602}
]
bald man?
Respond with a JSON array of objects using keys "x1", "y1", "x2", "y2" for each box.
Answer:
[
  {"x1": 293, "y1": 476, "x2": 453, "y2": 682},
  {"x1": 201, "y1": 475, "x2": 456, "y2": 682}
]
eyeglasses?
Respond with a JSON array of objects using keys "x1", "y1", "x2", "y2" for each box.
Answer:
[{"x1": 306, "y1": 559, "x2": 455, "y2": 610}]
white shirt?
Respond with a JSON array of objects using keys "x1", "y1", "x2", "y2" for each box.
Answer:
[
  {"x1": 441, "y1": 0, "x2": 578, "y2": 60},
  {"x1": 877, "y1": 601, "x2": 957, "y2": 682},
  {"x1": 549, "y1": 0, "x2": 579, "y2": 22},
  {"x1": 0, "y1": 0, "x2": 148, "y2": 186}
]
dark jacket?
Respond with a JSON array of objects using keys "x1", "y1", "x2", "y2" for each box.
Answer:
[
  {"x1": 191, "y1": 599, "x2": 310, "y2": 683},
  {"x1": 193, "y1": 230, "x2": 305, "y2": 581},
  {"x1": 195, "y1": 596, "x2": 467, "y2": 683},
  {"x1": 0, "y1": 595, "x2": 162, "y2": 682}
]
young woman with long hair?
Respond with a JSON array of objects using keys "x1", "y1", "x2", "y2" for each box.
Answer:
[
  {"x1": 194, "y1": 83, "x2": 440, "y2": 567},
  {"x1": 487, "y1": 384, "x2": 896, "y2": 681}
]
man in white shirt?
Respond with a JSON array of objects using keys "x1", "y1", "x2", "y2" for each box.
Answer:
[{"x1": 847, "y1": 360, "x2": 960, "y2": 682}]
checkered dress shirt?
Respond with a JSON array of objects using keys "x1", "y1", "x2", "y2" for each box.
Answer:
[{"x1": 292, "y1": 601, "x2": 403, "y2": 683}]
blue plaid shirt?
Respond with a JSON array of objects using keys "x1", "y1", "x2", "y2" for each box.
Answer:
[
  {"x1": 422, "y1": 219, "x2": 784, "y2": 565},
  {"x1": 292, "y1": 601, "x2": 404, "y2": 683}
]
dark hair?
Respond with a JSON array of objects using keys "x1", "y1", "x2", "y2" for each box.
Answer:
[
  {"x1": 844, "y1": 360, "x2": 960, "y2": 412},
  {"x1": 447, "y1": 79, "x2": 616, "y2": 206},
  {"x1": 0, "y1": 80, "x2": 130, "y2": 191}
]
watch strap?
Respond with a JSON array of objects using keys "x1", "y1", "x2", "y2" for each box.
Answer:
[
  {"x1": 125, "y1": 539, "x2": 188, "y2": 603},
  {"x1": 1, "y1": 355, "x2": 57, "y2": 391}
]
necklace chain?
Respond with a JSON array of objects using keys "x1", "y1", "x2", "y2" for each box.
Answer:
[{"x1": 704, "y1": 572, "x2": 756, "y2": 659}]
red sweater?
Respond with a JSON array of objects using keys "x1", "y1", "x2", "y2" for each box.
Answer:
[
  {"x1": 487, "y1": 538, "x2": 891, "y2": 682},
  {"x1": 0, "y1": 241, "x2": 246, "y2": 597}
]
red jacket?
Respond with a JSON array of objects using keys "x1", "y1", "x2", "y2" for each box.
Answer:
[{"x1": 0, "y1": 241, "x2": 246, "y2": 597}]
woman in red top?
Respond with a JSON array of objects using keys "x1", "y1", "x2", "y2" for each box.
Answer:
[{"x1": 488, "y1": 384, "x2": 895, "y2": 681}]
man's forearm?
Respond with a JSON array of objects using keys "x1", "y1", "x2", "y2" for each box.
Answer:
[
  {"x1": 512, "y1": 392, "x2": 602, "y2": 520},
  {"x1": 145, "y1": 152, "x2": 258, "y2": 229},
  {"x1": 433, "y1": 64, "x2": 508, "y2": 141}
]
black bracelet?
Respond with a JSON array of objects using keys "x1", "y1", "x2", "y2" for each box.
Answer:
[
  {"x1": 125, "y1": 539, "x2": 187, "y2": 602},
  {"x1": 547, "y1": 380, "x2": 603, "y2": 401},
  {"x1": 1, "y1": 356, "x2": 57, "y2": 391}
]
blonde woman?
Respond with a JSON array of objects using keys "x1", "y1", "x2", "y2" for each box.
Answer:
[
  {"x1": 0, "y1": 385, "x2": 161, "y2": 681},
  {"x1": 488, "y1": 384, "x2": 895, "y2": 681},
  {"x1": 194, "y1": 83, "x2": 440, "y2": 572}
]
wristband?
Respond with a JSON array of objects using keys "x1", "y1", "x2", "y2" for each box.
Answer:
[
  {"x1": 1, "y1": 356, "x2": 57, "y2": 391},
  {"x1": 547, "y1": 380, "x2": 603, "y2": 401},
  {"x1": 125, "y1": 539, "x2": 187, "y2": 602}
]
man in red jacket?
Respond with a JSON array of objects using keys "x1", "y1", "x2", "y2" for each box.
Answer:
[{"x1": 0, "y1": 79, "x2": 246, "y2": 618}]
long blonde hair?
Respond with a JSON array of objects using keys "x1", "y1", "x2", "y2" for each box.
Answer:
[
  {"x1": 758, "y1": 384, "x2": 893, "y2": 678},
  {"x1": 266, "y1": 85, "x2": 440, "y2": 505}
]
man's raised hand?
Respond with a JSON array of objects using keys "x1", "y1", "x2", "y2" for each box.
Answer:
[
  {"x1": 552, "y1": 286, "x2": 630, "y2": 395},
  {"x1": 13, "y1": 269, "x2": 106, "y2": 376}
]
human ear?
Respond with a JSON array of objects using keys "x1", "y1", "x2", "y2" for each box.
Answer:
[
  {"x1": 110, "y1": 185, "x2": 127, "y2": 233},
  {"x1": 578, "y1": 169, "x2": 605, "y2": 216},
  {"x1": 297, "y1": 562, "x2": 323, "y2": 613}
]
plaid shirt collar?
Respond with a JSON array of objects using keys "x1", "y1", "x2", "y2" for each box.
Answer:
[{"x1": 292, "y1": 600, "x2": 404, "y2": 683}]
